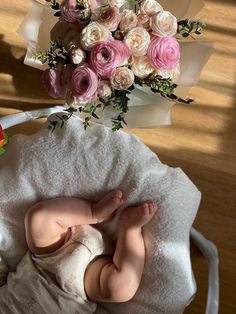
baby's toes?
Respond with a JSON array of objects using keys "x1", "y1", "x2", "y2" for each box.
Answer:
[
  {"x1": 110, "y1": 189, "x2": 123, "y2": 203},
  {"x1": 143, "y1": 202, "x2": 158, "y2": 216},
  {"x1": 138, "y1": 202, "x2": 158, "y2": 225},
  {"x1": 101, "y1": 189, "x2": 123, "y2": 210}
]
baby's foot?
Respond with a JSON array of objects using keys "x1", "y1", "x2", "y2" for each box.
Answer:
[
  {"x1": 120, "y1": 202, "x2": 157, "y2": 229},
  {"x1": 92, "y1": 189, "x2": 123, "y2": 223}
]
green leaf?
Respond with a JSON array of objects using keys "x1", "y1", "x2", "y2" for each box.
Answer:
[
  {"x1": 92, "y1": 112, "x2": 99, "y2": 119},
  {"x1": 54, "y1": 11, "x2": 61, "y2": 17},
  {"x1": 177, "y1": 19, "x2": 206, "y2": 38}
]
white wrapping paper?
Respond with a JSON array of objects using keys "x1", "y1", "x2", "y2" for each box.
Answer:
[{"x1": 18, "y1": 0, "x2": 213, "y2": 128}]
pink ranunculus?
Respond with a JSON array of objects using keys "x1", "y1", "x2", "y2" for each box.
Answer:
[
  {"x1": 42, "y1": 68, "x2": 67, "y2": 99},
  {"x1": 71, "y1": 64, "x2": 98, "y2": 101},
  {"x1": 147, "y1": 36, "x2": 180, "y2": 70},
  {"x1": 89, "y1": 39, "x2": 130, "y2": 78},
  {"x1": 60, "y1": 0, "x2": 82, "y2": 23}
]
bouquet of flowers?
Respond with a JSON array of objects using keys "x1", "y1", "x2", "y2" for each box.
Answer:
[{"x1": 22, "y1": 0, "x2": 206, "y2": 130}]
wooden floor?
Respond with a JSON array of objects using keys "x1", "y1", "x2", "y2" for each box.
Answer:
[{"x1": 0, "y1": 0, "x2": 235, "y2": 313}]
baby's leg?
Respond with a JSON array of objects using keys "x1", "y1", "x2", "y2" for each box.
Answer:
[
  {"x1": 25, "y1": 190, "x2": 123, "y2": 255},
  {"x1": 85, "y1": 202, "x2": 157, "y2": 303}
]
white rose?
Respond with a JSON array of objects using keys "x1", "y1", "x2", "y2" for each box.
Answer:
[
  {"x1": 70, "y1": 48, "x2": 86, "y2": 65},
  {"x1": 150, "y1": 11, "x2": 177, "y2": 37},
  {"x1": 111, "y1": 67, "x2": 134, "y2": 90},
  {"x1": 140, "y1": 0, "x2": 163, "y2": 16},
  {"x1": 108, "y1": 0, "x2": 126, "y2": 8},
  {"x1": 131, "y1": 56, "x2": 154, "y2": 79},
  {"x1": 98, "y1": 80, "x2": 112, "y2": 98},
  {"x1": 156, "y1": 63, "x2": 181, "y2": 81},
  {"x1": 137, "y1": 14, "x2": 150, "y2": 29},
  {"x1": 124, "y1": 27, "x2": 150, "y2": 57},
  {"x1": 119, "y1": 9, "x2": 138, "y2": 31},
  {"x1": 80, "y1": 22, "x2": 111, "y2": 51}
]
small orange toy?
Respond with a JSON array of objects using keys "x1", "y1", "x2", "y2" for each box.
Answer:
[{"x1": 0, "y1": 125, "x2": 8, "y2": 155}]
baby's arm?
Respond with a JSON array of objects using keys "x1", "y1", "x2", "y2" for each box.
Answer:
[
  {"x1": 85, "y1": 202, "x2": 157, "y2": 303},
  {"x1": 25, "y1": 190, "x2": 123, "y2": 255}
]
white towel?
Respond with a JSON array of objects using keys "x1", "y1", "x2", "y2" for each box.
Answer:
[{"x1": 0, "y1": 114, "x2": 200, "y2": 313}]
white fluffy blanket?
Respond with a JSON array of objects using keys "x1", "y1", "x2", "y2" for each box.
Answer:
[{"x1": 0, "y1": 114, "x2": 200, "y2": 313}]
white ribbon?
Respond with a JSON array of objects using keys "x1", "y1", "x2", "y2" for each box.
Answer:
[
  {"x1": 17, "y1": 0, "x2": 58, "y2": 70},
  {"x1": 18, "y1": 0, "x2": 213, "y2": 128},
  {"x1": 0, "y1": 106, "x2": 65, "y2": 130}
]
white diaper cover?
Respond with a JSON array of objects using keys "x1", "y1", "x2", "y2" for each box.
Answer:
[
  {"x1": 33, "y1": 225, "x2": 114, "y2": 312},
  {"x1": 0, "y1": 225, "x2": 114, "y2": 314}
]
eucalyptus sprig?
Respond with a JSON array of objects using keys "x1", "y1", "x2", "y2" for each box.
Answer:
[
  {"x1": 48, "y1": 113, "x2": 72, "y2": 132},
  {"x1": 177, "y1": 19, "x2": 206, "y2": 38},
  {"x1": 35, "y1": 40, "x2": 70, "y2": 68},
  {"x1": 137, "y1": 74, "x2": 193, "y2": 104},
  {"x1": 78, "y1": 103, "x2": 101, "y2": 129},
  {"x1": 105, "y1": 89, "x2": 131, "y2": 131}
]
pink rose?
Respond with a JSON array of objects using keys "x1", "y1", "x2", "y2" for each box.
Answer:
[
  {"x1": 124, "y1": 27, "x2": 150, "y2": 57},
  {"x1": 90, "y1": 39, "x2": 130, "y2": 77},
  {"x1": 71, "y1": 64, "x2": 98, "y2": 101},
  {"x1": 97, "y1": 6, "x2": 121, "y2": 32},
  {"x1": 110, "y1": 67, "x2": 134, "y2": 90},
  {"x1": 42, "y1": 68, "x2": 67, "y2": 99},
  {"x1": 140, "y1": 0, "x2": 163, "y2": 16},
  {"x1": 147, "y1": 36, "x2": 180, "y2": 70},
  {"x1": 60, "y1": 0, "x2": 82, "y2": 23},
  {"x1": 156, "y1": 63, "x2": 181, "y2": 81},
  {"x1": 137, "y1": 14, "x2": 150, "y2": 29},
  {"x1": 119, "y1": 9, "x2": 138, "y2": 31},
  {"x1": 150, "y1": 11, "x2": 177, "y2": 37}
]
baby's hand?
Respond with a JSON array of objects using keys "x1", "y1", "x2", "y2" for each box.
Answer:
[{"x1": 92, "y1": 190, "x2": 123, "y2": 223}]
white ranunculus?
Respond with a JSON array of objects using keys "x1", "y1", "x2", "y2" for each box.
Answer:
[
  {"x1": 131, "y1": 56, "x2": 154, "y2": 79},
  {"x1": 119, "y1": 9, "x2": 138, "y2": 31},
  {"x1": 156, "y1": 63, "x2": 181, "y2": 81},
  {"x1": 80, "y1": 22, "x2": 111, "y2": 51},
  {"x1": 150, "y1": 10, "x2": 178, "y2": 37},
  {"x1": 140, "y1": 0, "x2": 163, "y2": 16},
  {"x1": 111, "y1": 67, "x2": 134, "y2": 90},
  {"x1": 124, "y1": 27, "x2": 151, "y2": 57}
]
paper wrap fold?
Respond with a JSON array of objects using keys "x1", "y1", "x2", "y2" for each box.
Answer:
[{"x1": 18, "y1": 0, "x2": 213, "y2": 128}]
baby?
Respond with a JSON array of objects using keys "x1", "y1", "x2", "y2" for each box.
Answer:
[{"x1": 0, "y1": 190, "x2": 157, "y2": 313}]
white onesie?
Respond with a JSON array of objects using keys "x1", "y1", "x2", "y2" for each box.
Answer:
[{"x1": 0, "y1": 225, "x2": 114, "y2": 314}]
